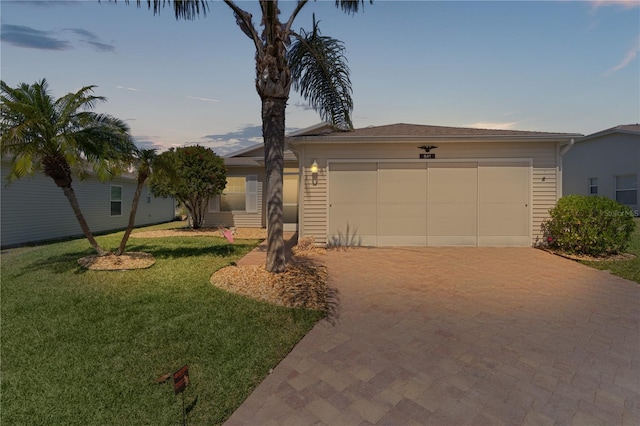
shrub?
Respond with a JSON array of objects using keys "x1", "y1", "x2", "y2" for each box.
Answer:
[{"x1": 542, "y1": 195, "x2": 636, "y2": 256}]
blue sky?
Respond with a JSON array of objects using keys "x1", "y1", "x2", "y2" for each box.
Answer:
[{"x1": 1, "y1": 0, "x2": 639, "y2": 155}]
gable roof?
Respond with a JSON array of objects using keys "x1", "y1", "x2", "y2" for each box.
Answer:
[
  {"x1": 288, "y1": 123, "x2": 581, "y2": 144},
  {"x1": 578, "y1": 124, "x2": 640, "y2": 143},
  {"x1": 223, "y1": 142, "x2": 297, "y2": 167}
]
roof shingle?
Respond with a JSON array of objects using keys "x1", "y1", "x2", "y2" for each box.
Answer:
[{"x1": 297, "y1": 123, "x2": 578, "y2": 138}]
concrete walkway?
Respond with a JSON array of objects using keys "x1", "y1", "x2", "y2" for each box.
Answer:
[{"x1": 226, "y1": 247, "x2": 639, "y2": 425}]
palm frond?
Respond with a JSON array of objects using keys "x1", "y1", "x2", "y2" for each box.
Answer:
[
  {"x1": 2, "y1": 79, "x2": 136, "y2": 183},
  {"x1": 287, "y1": 17, "x2": 353, "y2": 130},
  {"x1": 335, "y1": 0, "x2": 371, "y2": 15},
  {"x1": 125, "y1": 0, "x2": 209, "y2": 19}
]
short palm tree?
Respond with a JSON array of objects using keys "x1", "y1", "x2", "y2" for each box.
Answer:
[
  {"x1": 1, "y1": 78, "x2": 136, "y2": 255},
  {"x1": 127, "y1": 0, "x2": 365, "y2": 272},
  {"x1": 115, "y1": 148, "x2": 157, "y2": 255}
]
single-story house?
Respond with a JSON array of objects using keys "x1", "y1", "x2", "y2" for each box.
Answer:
[
  {"x1": 562, "y1": 124, "x2": 639, "y2": 215},
  {"x1": 1, "y1": 160, "x2": 176, "y2": 248},
  {"x1": 212, "y1": 123, "x2": 582, "y2": 247}
]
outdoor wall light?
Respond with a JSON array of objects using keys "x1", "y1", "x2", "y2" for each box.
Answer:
[{"x1": 310, "y1": 160, "x2": 319, "y2": 174}]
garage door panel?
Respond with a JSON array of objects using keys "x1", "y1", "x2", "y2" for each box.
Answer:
[
  {"x1": 479, "y1": 203, "x2": 529, "y2": 235},
  {"x1": 378, "y1": 203, "x2": 427, "y2": 236},
  {"x1": 378, "y1": 163, "x2": 427, "y2": 203},
  {"x1": 478, "y1": 162, "x2": 530, "y2": 246},
  {"x1": 479, "y1": 163, "x2": 529, "y2": 203},
  {"x1": 428, "y1": 203, "x2": 477, "y2": 236},
  {"x1": 328, "y1": 203, "x2": 377, "y2": 246},
  {"x1": 429, "y1": 163, "x2": 477, "y2": 203},
  {"x1": 330, "y1": 163, "x2": 377, "y2": 203}
]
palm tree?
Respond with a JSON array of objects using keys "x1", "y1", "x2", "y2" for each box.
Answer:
[
  {"x1": 1, "y1": 78, "x2": 136, "y2": 256},
  {"x1": 115, "y1": 148, "x2": 156, "y2": 256},
  {"x1": 127, "y1": 0, "x2": 365, "y2": 272}
]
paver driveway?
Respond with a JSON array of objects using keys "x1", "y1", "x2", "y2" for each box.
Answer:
[{"x1": 226, "y1": 247, "x2": 639, "y2": 425}]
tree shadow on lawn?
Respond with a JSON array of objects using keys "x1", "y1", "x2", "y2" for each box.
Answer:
[
  {"x1": 119, "y1": 242, "x2": 259, "y2": 261},
  {"x1": 15, "y1": 250, "x2": 93, "y2": 276},
  {"x1": 12, "y1": 241, "x2": 259, "y2": 277}
]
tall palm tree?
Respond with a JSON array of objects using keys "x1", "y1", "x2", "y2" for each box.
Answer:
[
  {"x1": 127, "y1": 0, "x2": 365, "y2": 272},
  {"x1": 1, "y1": 78, "x2": 136, "y2": 256},
  {"x1": 115, "y1": 148, "x2": 157, "y2": 255}
]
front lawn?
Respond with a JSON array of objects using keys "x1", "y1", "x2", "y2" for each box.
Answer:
[
  {"x1": 1, "y1": 224, "x2": 323, "y2": 425},
  {"x1": 581, "y1": 218, "x2": 640, "y2": 284}
]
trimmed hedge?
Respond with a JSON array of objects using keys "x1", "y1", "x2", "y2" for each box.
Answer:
[{"x1": 542, "y1": 195, "x2": 636, "y2": 256}]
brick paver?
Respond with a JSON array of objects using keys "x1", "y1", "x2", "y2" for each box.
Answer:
[{"x1": 225, "y1": 247, "x2": 640, "y2": 425}]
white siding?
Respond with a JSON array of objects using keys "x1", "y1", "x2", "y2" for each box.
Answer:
[
  {"x1": 1, "y1": 162, "x2": 176, "y2": 247},
  {"x1": 563, "y1": 133, "x2": 639, "y2": 212}
]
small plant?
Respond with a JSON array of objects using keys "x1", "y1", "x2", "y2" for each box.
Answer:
[{"x1": 542, "y1": 195, "x2": 636, "y2": 256}]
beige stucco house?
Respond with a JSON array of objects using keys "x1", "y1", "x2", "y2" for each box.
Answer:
[
  {"x1": 562, "y1": 124, "x2": 639, "y2": 215},
  {"x1": 213, "y1": 123, "x2": 581, "y2": 247}
]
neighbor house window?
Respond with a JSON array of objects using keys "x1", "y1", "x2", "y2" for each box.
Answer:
[
  {"x1": 615, "y1": 175, "x2": 637, "y2": 206},
  {"x1": 110, "y1": 185, "x2": 123, "y2": 216},
  {"x1": 588, "y1": 177, "x2": 598, "y2": 195},
  {"x1": 209, "y1": 175, "x2": 257, "y2": 213}
]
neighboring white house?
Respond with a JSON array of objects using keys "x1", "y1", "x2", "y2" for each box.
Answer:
[
  {"x1": 562, "y1": 124, "x2": 639, "y2": 215},
  {"x1": 219, "y1": 123, "x2": 581, "y2": 247},
  {"x1": 1, "y1": 160, "x2": 176, "y2": 248}
]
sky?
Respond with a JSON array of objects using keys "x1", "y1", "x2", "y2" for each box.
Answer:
[{"x1": 1, "y1": 0, "x2": 639, "y2": 156}]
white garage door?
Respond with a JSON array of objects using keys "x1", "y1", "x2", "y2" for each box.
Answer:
[{"x1": 328, "y1": 161, "x2": 530, "y2": 247}]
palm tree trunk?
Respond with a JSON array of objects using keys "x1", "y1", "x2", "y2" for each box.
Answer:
[
  {"x1": 115, "y1": 176, "x2": 146, "y2": 255},
  {"x1": 263, "y1": 96, "x2": 286, "y2": 273},
  {"x1": 61, "y1": 185, "x2": 108, "y2": 256}
]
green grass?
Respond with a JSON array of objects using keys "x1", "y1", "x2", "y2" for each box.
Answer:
[
  {"x1": 1, "y1": 224, "x2": 323, "y2": 425},
  {"x1": 581, "y1": 218, "x2": 640, "y2": 284}
]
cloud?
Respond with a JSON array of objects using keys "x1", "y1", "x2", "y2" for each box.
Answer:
[
  {"x1": 133, "y1": 136, "x2": 165, "y2": 152},
  {"x1": 293, "y1": 101, "x2": 313, "y2": 111},
  {"x1": 605, "y1": 36, "x2": 640, "y2": 75},
  {"x1": 467, "y1": 122, "x2": 519, "y2": 130},
  {"x1": 591, "y1": 0, "x2": 640, "y2": 10},
  {"x1": 1, "y1": 24, "x2": 71, "y2": 50},
  {"x1": 201, "y1": 125, "x2": 264, "y2": 156},
  {"x1": 1, "y1": 24, "x2": 115, "y2": 52},
  {"x1": 116, "y1": 86, "x2": 140, "y2": 92},
  {"x1": 186, "y1": 96, "x2": 220, "y2": 102},
  {"x1": 64, "y1": 28, "x2": 115, "y2": 52}
]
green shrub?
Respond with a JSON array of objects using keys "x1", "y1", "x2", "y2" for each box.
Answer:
[{"x1": 542, "y1": 195, "x2": 636, "y2": 256}]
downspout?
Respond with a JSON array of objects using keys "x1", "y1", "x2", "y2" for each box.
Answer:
[
  {"x1": 557, "y1": 138, "x2": 575, "y2": 199},
  {"x1": 559, "y1": 138, "x2": 575, "y2": 156}
]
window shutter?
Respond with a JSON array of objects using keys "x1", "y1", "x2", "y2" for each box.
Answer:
[{"x1": 246, "y1": 175, "x2": 258, "y2": 213}]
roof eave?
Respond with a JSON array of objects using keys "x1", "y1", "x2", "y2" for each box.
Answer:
[{"x1": 288, "y1": 134, "x2": 582, "y2": 145}]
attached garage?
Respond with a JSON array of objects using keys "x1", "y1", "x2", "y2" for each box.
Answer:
[{"x1": 288, "y1": 123, "x2": 580, "y2": 248}]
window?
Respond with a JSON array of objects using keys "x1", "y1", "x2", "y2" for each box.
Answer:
[
  {"x1": 210, "y1": 175, "x2": 257, "y2": 213},
  {"x1": 588, "y1": 177, "x2": 598, "y2": 195},
  {"x1": 110, "y1": 185, "x2": 122, "y2": 216},
  {"x1": 615, "y1": 175, "x2": 637, "y2": 206}
]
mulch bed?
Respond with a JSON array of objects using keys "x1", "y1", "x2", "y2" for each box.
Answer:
[
  {"x1": 211, "y1": 237, "x2": 336, "y2": 313},
  {"x1": 78, "y1": 252, "x2": 156, "y2": 271},
  {"x1": 541, "y1": 248, "x2": 636, "y2": 262}
]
